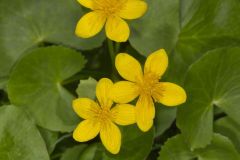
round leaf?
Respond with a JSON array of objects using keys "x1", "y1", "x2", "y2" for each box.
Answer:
[
  {"x1": 177, "y1": 47, "x2": 240, "y2": 149},
  {"x1": 8, "y1": 46, "x2": 86, "y2": 132}
]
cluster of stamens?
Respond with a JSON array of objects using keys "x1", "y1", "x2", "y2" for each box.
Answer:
[
  {"x1": 137, "y1": 72, "x2": 159, "y2": 96},
  {"x1": 95, "y1": 107, "x2": 112, "y2": 123},
  {"x1": 93, "y1": 0, "x2": 126, "y2": 16}
]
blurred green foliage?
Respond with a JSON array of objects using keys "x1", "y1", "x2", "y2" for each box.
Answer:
[{"x1": 0, "y1": 0, "x2": 240, "y2": 159}]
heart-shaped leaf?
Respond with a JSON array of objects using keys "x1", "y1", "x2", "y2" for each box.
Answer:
[
  {"x1": 177, "y1": 47, "x2": 240, "y2": 149},
  {"x1": 8, "y1": 46, "x2": 86, "y2": 132}
]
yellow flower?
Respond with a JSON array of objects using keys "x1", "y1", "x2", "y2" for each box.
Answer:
[
  {"x1": 111, "y1": 49, "x2": 187, "y2": 132},
  {"x1": 75, "y1": 0, "x2": 147, "y2": 42},
  {"x1": 72, "y1": 78, "x2": 135, "y2": 154}
]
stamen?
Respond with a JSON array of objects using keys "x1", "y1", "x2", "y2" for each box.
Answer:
[
  {"x1": 137, "y1": 72, "x2": 159, "y2": 96},
  {"x1": 93, "y1": 0, "x2": 126, "y2": 16},
  {"x1": 96, "y1": 107, "x2": 112, "y2": 123}
]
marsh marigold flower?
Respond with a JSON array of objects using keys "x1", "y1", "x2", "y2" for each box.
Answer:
[
  {"x1": 75, "y1": 0, "x2": 147, "y2": 42},
  {"x1": 111, "y1": 49, "x2": 187, "y2": 132},
  {"x1": 72, "y1": 78, "x2": 135, "y2": 154}
]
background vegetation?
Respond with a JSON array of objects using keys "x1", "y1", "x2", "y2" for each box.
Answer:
[{"x1": 0, "y1": 0, "x2": 240, "y2": 159}]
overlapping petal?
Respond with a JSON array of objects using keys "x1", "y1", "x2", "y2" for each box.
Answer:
[
  {"x1": 100, "y1": 121, "x2": 121, "y2": 154},
  {"x1": 115, "y1": 53, "x2": 143, "y2": 82},
  {"x1": 96, "y1": 78, "x2": 113, "y2": 108},
  {"x1": 135, "y1": 95, "x2": 155, "y2": 132},
  {"x1": 72, "y1": 98, "x2": 100, "y2": 119},
  {"x1": 144, "y1": 49, "x2": 168, "y2": 78},
  {"x1": 111, "y1": 81, "x2": 139, "y2": 103},
  {"x1": 75, "y1": 11, "x2": 106, "y2": 38},
  {"x1": 152, "y1": 82, "x2": 187, "y2": 106},
  {"x1": 73, "y1": 120, "x2": 100, "y2": 142},
  {"x1": 77, "y1": 0, "x2": 94, "y2": 9},
  {"x1": 119, "y1": 0, "x2": 147, "y2": 19},
  {"x1": 111, "y1": 104, "x2": 136, "y2": 125},
  {"x1": 105, "y1": 16, "x2": 130, "y2": 42}
]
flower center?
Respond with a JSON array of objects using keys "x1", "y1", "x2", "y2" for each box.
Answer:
[
  {"x1": 96, "y1": 107, "x2": 111, "y2": 122},
  {"x1": 137, "y1": 72, "x2": 159, "y2": 96},
  {"x1": 93, "y1": 0, "x2": 126, "y2": 16}
]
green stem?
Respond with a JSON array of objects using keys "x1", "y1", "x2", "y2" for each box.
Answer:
[{"x1": 107, "y1": 39, "x2": 119, "y2": 81}]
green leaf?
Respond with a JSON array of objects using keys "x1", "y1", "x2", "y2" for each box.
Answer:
[
  {"x1": 129, "y1": 0, "x2": 240, "y2": 85},
  {"x1": 177, "y1": 0, "x2": 240, "y2": 64},
  {"x1": 0, "y1": 105, "x2": 49, "y2": 160},
  {"x1": 79, "y1": 144, "x2": 102, "y2": 160},
  {"x1": 195, "y1": 134, "x2": 240, "y2": 160},
  {"x1": 60, "y1": 144, "x2": 88, "y2": 160},
  {"x1": 8, "y1": 46, "x2": 86, "y2": 132},
  {"x1": 158, "y1": 134, "x2": 240, "y2": 160},
  {"x1": 0, "y1": 0, "x2": 104, "y2": 78},
  {"x1": 0, "y1": 77, "x2": 8, "y2": 90},
  {"x1": 60, "y1": 143, "x2": 102, "y2": 160},
  {"x1": 169, "y1": 0, "x2": 240, "y2": 83},
  {"x1": 129, "y1": 0, "x2": 179, "y2": 55},
  {"x1": 76, "y1": 77, "x2": 97, "y2": 99},
  {"x1": 155, "y1": 104, "x2": 176, "y2": 137},
  {"x1": 158, "y1": 135, "x2": 196, "y2": 160},
  {"x1": 214, "y1": 117, "x2": 240, "y2": 151},
  {"x1": 102, "y1": 125, "x2": 154, "y2": 160},
  {"x1": 38, "y1": 127, "x2": 59, "y2": 154},
  {"x1": 177, "y1": 47, "x2": 240, "y2": 149},
  {"x1": 61, "y1": 126, "x2": 154, "y2": 160}
]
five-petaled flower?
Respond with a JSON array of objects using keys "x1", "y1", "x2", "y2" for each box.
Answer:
[
  {"x1": 72, "y1": 78, "x2": 136, "y2": 154},
  {"x1": 75, "y1": 0, "x2": 147, "y2": 42},
  {"x1": 111, "y1": 49, "x2": 187, "y2": 132}
]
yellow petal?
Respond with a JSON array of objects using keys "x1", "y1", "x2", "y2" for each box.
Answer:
[
  {"x1": 96, "y1": 78, "x2": 113, "y2": 108},
  {"x1": 73, "y1": 120, "x2": 100, "y2": 142},
  {"x1": 75, "y1": 11, "x2": 106, "y2": 38},
  {"x1": 105, "y1": 16, "x2": 130, "y2": 42},
  {"x1": 111, "y1": 104, "x2": 136, "y2": 125},
  {"x1": 100, "y1": 121, "x2": 121, "y2": 154},
  {"x1": 135, "y1": 95, "x2": 155, "y2": 132},
  {"x1": 111, "y1": 81, "x2": 139, "y2": 103},
  {"x1": 72, "y1": 98, "x2": 99, "y2": 119},
  {"x1": 153, "y1": 82, "x2": 187, "y2": 106},
  {"x1": 144, "y1": 49, "x2": 168, "y2": 78},
  {"x1": 77, "y1": 0, "x2": 93, "y2": 9},
  {"x1": 115, "y1": 53, "x2": 143, "y2": 82},
  {"x1": 119, "y1": 0, "x2": 147, "y2": 19}
]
